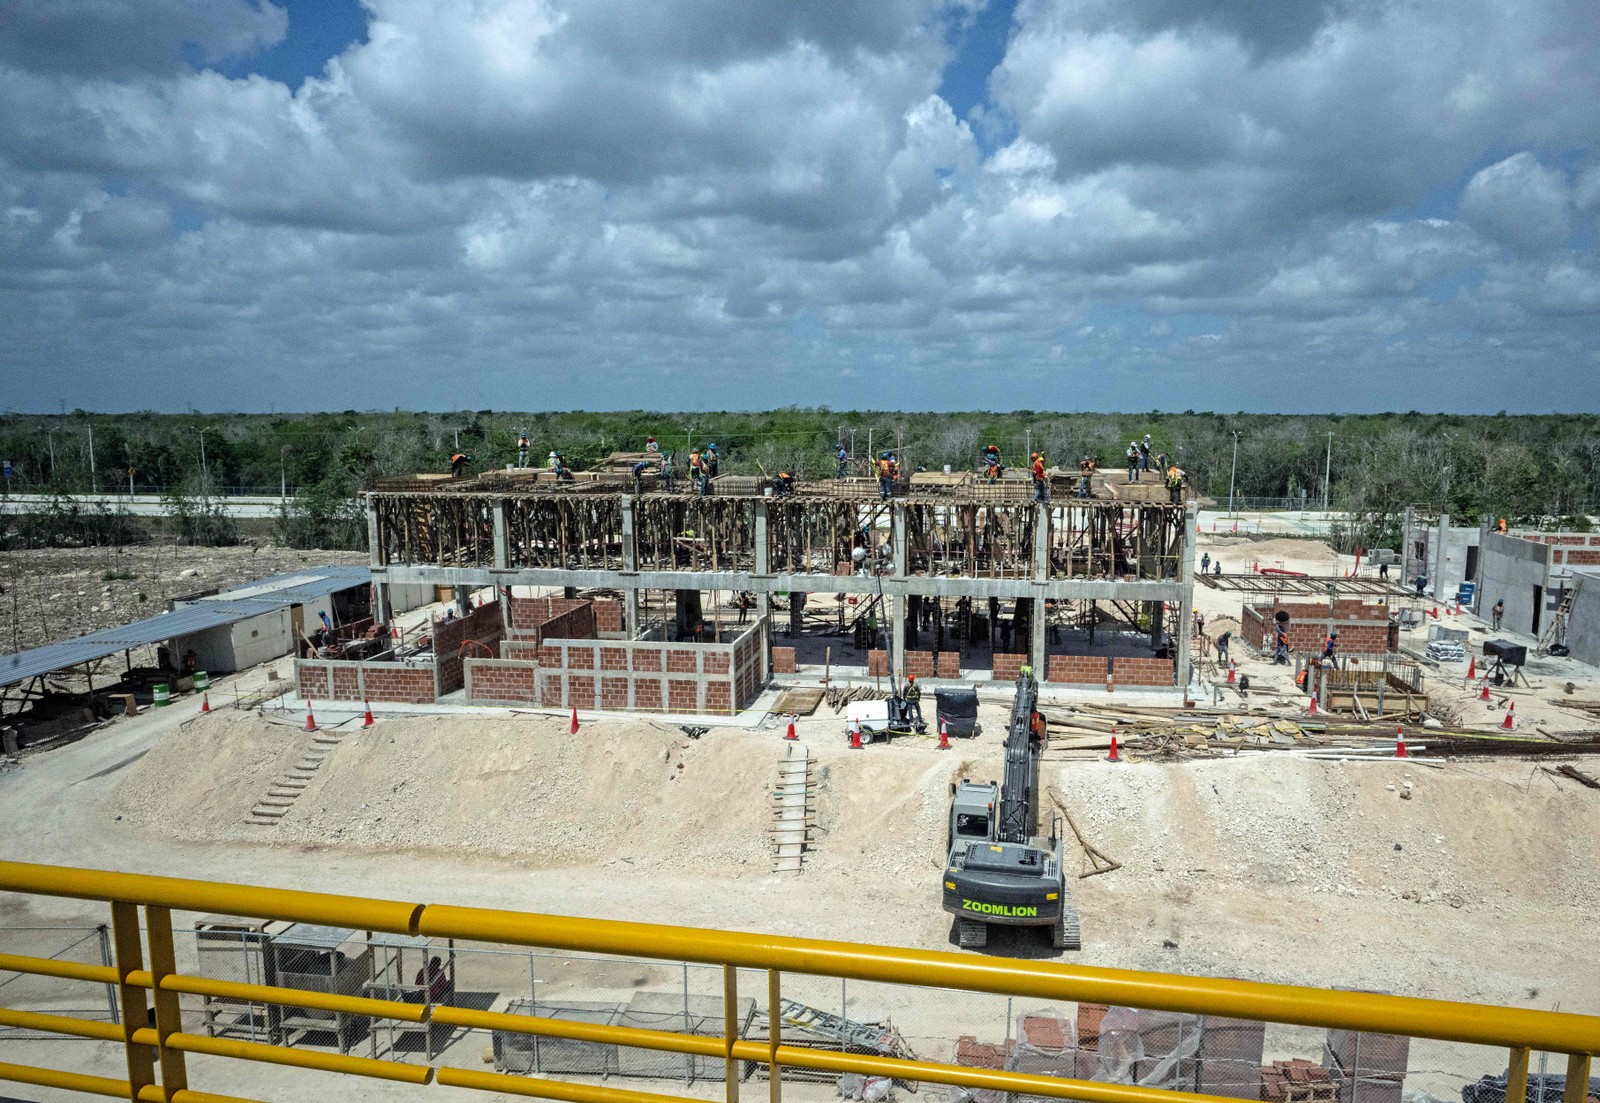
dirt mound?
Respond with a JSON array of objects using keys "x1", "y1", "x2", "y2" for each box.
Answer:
[
  {"x1": 1056, "y1": 756, "x2": 1600, "y2": 914},
  {"x1": 109, "y1": 712, "x2": 778, "y2": 868}
]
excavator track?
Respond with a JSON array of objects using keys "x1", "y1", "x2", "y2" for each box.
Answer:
[
  {"x1": 1053, "y1": 909, "x2": 1082, "y2": 952},
  {"x1": 957, "y1": 919, "x2": 988, "y2": 949}
]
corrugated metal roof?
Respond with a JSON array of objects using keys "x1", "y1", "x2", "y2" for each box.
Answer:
[{"x1": 0, "y1": 565, "x2": 371, "y2": 688}]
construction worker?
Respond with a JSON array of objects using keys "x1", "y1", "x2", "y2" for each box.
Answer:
[
  {"x1": 1125, "y1": 442, "x2": 1140, "y2": 483},
  {"x1": 1415, "y1": 571, "x2": 1427, "y2": 597},
  {"x1": 902, "y1": 674, "x2": 922, "y2": 727},
  {"x1": 1323, "y1": 630, "x2": 1339, "y2": 670},
  {"x1": 1140, "y1": 435, "x2": 1152, "y2": 472},
  {"x1": 774, "y1": 471, "x2": 796, "y2": 496},
  {"x1": 1077, "y1": 455, "x2": 1094, "y2": 498},
  {"x1": 1215, "y1": 629, "x2": 1231, "y2": 664},
  {"x1": 836, "y1": 443, "x2": 849, "y2": 479},
  {"x1": 645, "y1": 436, "x2": 660, "y2": 453},
  {"x1": 1493, "y1": 598, "x2": 1505, "y2": 630},
  {"x1": 661, "y1": 451, "x2": 676, "y2": 491},
  {"x1": 631, "y1": 459, "x2": 651, "y2": 494},
  {"x1": 1498, "y1": 517, "x2": 1508, "y2": 534},
  {"x1": 981, "y1": 444, "x2": 1002, "y2": 472},
  {"x1": 553, "y1": 453, "x2": 574, "y2": 482},
  {"x1": 548, "y1": 450, "x2": 560, "y2": 470},
  {"x1": 1164, "y1": 463, "x2": 1185, "y2": 504},
  {"x1": 876, "y1": 452, "x2": 895, "y2": 499},
  {"x1": 689, "y1": 448, "x2": 705, "y2": 494},
  {"x1": 984, "y1": 454, "x2": 1003, "y2": 481},
  {"x1": 1201, "y1": 552, "x2": 1211, "y2": 574},
  {"x1": 517, "y1": 433, "x2": 530, "y2": 467},
  {"x1": 706, "y1": 443, "x2": 720, "y2": 478},
  {"x1": 1274, "y1": 622, "x2": 1290, "y2": 665},
  {"x1": 1031, "y1": 452, "x2": 1047, "y2": 502},
  {"x1": 450, "y1": 452, "x2": 470, "y2": 478}
]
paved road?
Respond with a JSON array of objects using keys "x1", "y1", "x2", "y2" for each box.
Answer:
[{"x1": 0, "y1": 493, "x2": 292, "y2": 519}]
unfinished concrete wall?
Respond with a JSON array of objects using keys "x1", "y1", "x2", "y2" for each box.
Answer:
[
  {"x1": 1478, "y1": 533, "x2": 1552, "y2": 636},
  {"x1": 1562, "y1": 570, "x2": 1600, "y2": 668},
  {"x1": 1431, "y1": 516, "x2": 1481, "y2": 606}
]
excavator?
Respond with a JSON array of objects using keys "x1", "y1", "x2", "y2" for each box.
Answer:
[{"x1": 941, "y1": 668, "x2": 1080, "y2": 951}]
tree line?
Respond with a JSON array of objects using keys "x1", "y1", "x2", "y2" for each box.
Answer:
[{"x1": 1, "y1": 409, "x2": 1593, "y2": 549}]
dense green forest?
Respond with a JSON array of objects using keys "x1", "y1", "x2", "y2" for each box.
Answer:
[{"x1": 2, "y1": 409, "x2": 1594, "y2": 549}]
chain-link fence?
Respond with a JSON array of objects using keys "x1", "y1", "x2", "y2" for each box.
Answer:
[
  {"x1": 0, "y1": 925, "x2": 118, "y2": 1038},
  {"x1": 2, "y1": 917, "x2": 1575, "y2": 1103}
]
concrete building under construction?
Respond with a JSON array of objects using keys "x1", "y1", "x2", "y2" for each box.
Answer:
[{"x1": 316, "y1": 469, "x2": 1198, "y2": 714}]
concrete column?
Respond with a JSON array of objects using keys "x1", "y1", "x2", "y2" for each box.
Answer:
[
  {"x1": 1029, "y1": 594, "x2": 1047, "y2": 676},
  {"x1": 620, "y1": 497, "x2": 640, "y2": 637},
  {"x1": 753, "y1": 500, "x2": 770, "y2": 576},
  {"x1": 366, "y1": 501, "x2": 384, "y2": 568},
  {"x1": 493, "y1": 501, "x2": 509, "y2": 570},
  {"x1": 1175, "y1": 502, "x2": 1197, "y2": 694},
  {"x1": 372, "y1": 575, "x2": 391, "y2": 626},
  {"x1": 624, "y1": 589, "x2": 641, "y2": 638},
  {"x1": 1031, "y1": 503, "x2": 1051, "y2": 674},
  {"x1": 1435, "y1": 513, "x2": 1451, "y2": 601},
  {"x1": 891, "y1": 503, "x2": 908, "y2": 578},
  {"x1": 889, "y1": 593, "x2": 906, "y2": 687}
]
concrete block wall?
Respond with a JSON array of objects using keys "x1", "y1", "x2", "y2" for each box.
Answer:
[
  {"x1": 535, "y1": 624, "x2": 762, "y2": 715},
  {"x1": 508, "y1": 596, "x2": 591, "y2": 633},
  {"x1": 1118, "y1": 656, "x2": 1176, "y2": 687},
  {"x1": 1042, "y1": 654, "x2": 1174, "y2": 688},
  {"x1": 295, "y1": 658, "x2": 437, "y2": 704},
  {"x1": 868, "y1": 649, "x2": 956, "y2": 679},
  {"x1": 1241, "y1": 599, "x2": 1395, "y2": 654},
  {"x1": 772, "y1": 646, "x2": 797, "y2": 674},
  {"x1": 992, "y1": 653, "x2": 1026, "y2": 682},
  {"x1": 434, "y1": 603, "x2": 506, "y2": 695},
  {"x1": 1047, "y1": 654, "x2": 1110, "y2": 686},
  {"x1": 463, "y1": 659, "x2": 539, "y2": 706}
]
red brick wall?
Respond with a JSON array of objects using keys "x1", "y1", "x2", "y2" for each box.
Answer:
[
  {"x1": 535, "y1": 628, "x2": 764, "y2": 716},
  {"x1": 730, "y1": 625, "x2": 763, "y2": 710},
  {"x1": 992, "y1": 653, "x2": 1025, "y2": 682},
  {"x1": 1047, "y1": 654, "x2": 1108, "y2": 685},
  {"x1": 772, "y1": 647, "x2": 797, "y2": 673},
  {"x1": 1115, "y1": 657, "x2": 1175, "y2": 687},
  {"x1": 296, "y1": 659, "x2": 437, "y2": 704},
  {"x1": 1242, "y1": 600, "x2": 1396, "y2": 654},
  {"x1": 463, "y1": 659, "x2": 539, "y2": 705},
  {"x1": 868, "y1": 649, "x2": 954, "y2": 679},
  {"x1": 867, "y1": 650, "x2": 888, "y2": 676},
  {"x1": 434, "y1": 603, "x2": 505, "y2": 694},
  {"x1": 593, "y1": 599, "x2": 624, "y2": 635},
  {"x1": 936, "y1": 651, "x2": 960, "y2": 678},
  {"x1": 508, "y1": 596, "x2": 591, "y2": 632}
]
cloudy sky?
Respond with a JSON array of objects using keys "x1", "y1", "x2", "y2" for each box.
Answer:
[{"x1": 2, "y1": 0, "x2": 1598, "y2": 413}]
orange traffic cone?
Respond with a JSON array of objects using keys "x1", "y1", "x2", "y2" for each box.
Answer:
[
  {"x1": 938, "y1": 718, "x2": 950, "y2": 750},
  {"x1": 200, "y1": 693, "x2": 210, "y2": 714},
  {"x1": 1226, "y1": 661, "x2": 1236, "y2": 684},
  {"x1": 1308, "y1": 694, "x2": 1319, "y2": 716},
  {"x1": 1466, "y1": 656, "x2": 1476, "y2": 680},
  {"x1": 784, "y1": 717, "x2": 797, "y2": 741},
  {"x1": 1107, "y1": 726, "x2": 1120, "y2": 762},
  {"x1": 362, "y1": 699, "x2": 375, "y2": 728},
  {"x1": 1430, "y1": 606, "x2": 1438, "y2": 618},
  {"x1": 1395, "y1": 726, "x2": 1408, "y2": 758},
  {"x1": 1480, "y1": 678, "x2": 1491, "y2": 702},
  {"x1": 849, "y1": 719, "x2": 862, "y2": 749},
  {"x1": 1501, "y1": 702, "x2": 1516, "y2": 731},
  {"x1": 304, "y1": 703, "x2": 316, "y2": 732},
  {"x1": 570, "y1": 707, "x2": 580, "y2": 734}
]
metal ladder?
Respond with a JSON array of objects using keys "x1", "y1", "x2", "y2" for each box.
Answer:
[
  {"x1": 776, "y1": 999, "x2": 897, "y2": 1052},
  {"x1": 1538, "y1": 578, "x2": 1580, "y2": 654}
]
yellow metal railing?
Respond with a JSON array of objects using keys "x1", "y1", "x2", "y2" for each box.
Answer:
[{"x1": 1, "y1": 859, "x2": 1597, "y2": 1103}]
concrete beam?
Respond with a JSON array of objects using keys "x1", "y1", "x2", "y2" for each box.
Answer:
[
  {"x1": 1175, "y1": 502, "x2": 1197, "y2": 694},
  {"x1": 380, "y1": 564, "x2": 1186, "y2": 603}
]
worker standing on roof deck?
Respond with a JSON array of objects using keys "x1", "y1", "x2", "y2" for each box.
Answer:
[
  {"x1": 548, "y1": 450, "x2": 559, "y2": 470},
  {"x1": 877, "y1": 453, "x2": 894, "y2": 499},
  {"x1": 1140, "y1": 435, "x2": 1153, "y2": 471},
  {"x1": 517, "y1": 434, "x2": 530, "y2": 467},
  {"x1": 631, "y1": 460, "x2": 651, "y2": 495},
  {"x1": 450, "y1": 452, "x2": 469, "y2": 478},
  {"x1": 1498, "y1": 517, "x2": 1507, "y2": 534},
  {"x1": 1126, "y1": 442, "x2": 1140, "y2": 483},
  {"x1": 1031, "y1": 452, "x2": 1048, "y2": 502},
  {"x1": 981, "y1": 444, "x2": 1002, "y2": 472},
  {"x1": 1323, "y1": 630, "x2": 1339, "y2": 670},
  {"x1": 1077, "y1": 455, "x2": 1094, "y2": 498},
  {"x1": 660, "y1": 451, "x2": 676, "y2": 492},
  {"x1": 1378, "y1": 561, "x2": 1389, "y2": 580},
  {"x1": 1493, "y1": 598, "x2": 1504, "y2": 630},
  {"x1": 553, "y1": 453, "x2": 575, "y2": 482},
  {"x1": 1165, "y1": 463, "x2": 1185, "y2": 504},
  {"x1": 689, "y1": 448, "x2": 705, "y2": 495},
  {"x1": 775, "y1": 471, "x2": 796, "y2": 496},
  {"x1": 1415, "y1": 571, "x2": 1427, "y2": 597},
  {"x1": 836, "y1": 443, "x2": 849, "y2": 479},
  {"x1": 902, "y1": 674, "x2": 923, "y2": 727},
  {"x1": 645, "y1": 436, "x2": 660, "y2": 453},
  {"x1": 706, "y1": 443, "x2": 720, "y2": 478}
]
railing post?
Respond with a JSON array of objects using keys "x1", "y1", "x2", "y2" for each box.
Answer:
[
  {"x1": 97, "y1": 923, "x2": 118, "y2": 1026},
  {"x1": 1563, "y1": 1054, "x2": 1591, "y2": 1103},
  {"x1": 109, "y1": 901, "x2": 155, "y2": 1101},
  {"x1": 1507, "y1": 1046, "x2": 1529, "y2": 1103},
  {"x1": 767, "y1": 969, "x2": 782, "y2": 1103},
  {"x1": 723, "y1": 964, "x2": 740, "y2": 1103},
  {"x1": 145, "y1": 905, "x2": 189, "y2": 1094}
]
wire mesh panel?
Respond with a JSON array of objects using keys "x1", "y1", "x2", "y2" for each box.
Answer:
[{"x1": 0, "y1": 924, "x2": 116, "y2": 1037}]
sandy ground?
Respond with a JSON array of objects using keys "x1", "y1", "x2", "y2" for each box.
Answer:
[{"x1": 6, "y1": 530, "x2": 1600, "y2": 1101}]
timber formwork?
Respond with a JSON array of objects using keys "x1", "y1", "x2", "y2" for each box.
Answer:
[{"x1": 366, "y1": 487, "x2": 1197, "y2": 692}]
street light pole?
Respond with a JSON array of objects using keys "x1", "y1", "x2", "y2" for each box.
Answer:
[
  {"x1": 1323, "y1": 431, "x2": 1332, "y2": 512},
  {"x1": 46, "y1": 428, "x2": 58, "y2": 484},
  {"x1": 87, "y1": 423, "x2": 96, "y2": 493},
  {"x1": 199, "y1": 428, "x2": 210, "y2": 503},
  {"x1": 1228, "y1": 431, "x2": 1240, "y2": 518}
]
